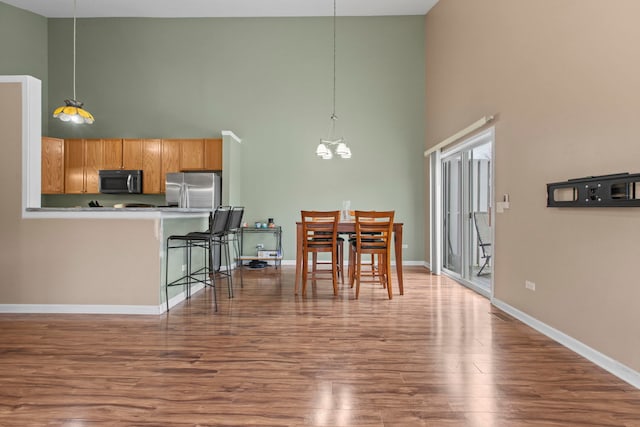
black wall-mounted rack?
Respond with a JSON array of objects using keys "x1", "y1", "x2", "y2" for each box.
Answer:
[{"x1": 547, "y1": 172, "x2": 640, "y2": 207}]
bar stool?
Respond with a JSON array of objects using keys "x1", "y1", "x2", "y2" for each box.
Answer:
[
  {"x1": 165, "y1": 206, "x2": 231, "y2": 312},
  {"x1": 186, "y1": 206, "x2": 233, "y2": 302},
  {"x1": 223, "y1": 207, "x2": 245, "y2": 286}
]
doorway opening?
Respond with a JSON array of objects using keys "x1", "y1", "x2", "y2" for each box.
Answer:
[{"x1": 440, "y1": 129, "x2": 493, "y2": 296}]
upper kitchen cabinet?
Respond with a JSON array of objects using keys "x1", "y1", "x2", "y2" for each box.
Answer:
[
  {"x1": 65, "y1": 139, "x2": 123, "y2": 194},
  {"x1": 64, "y1": 139, "x2": 85, "y2": 194},
  {"x1": 160, "y1": 139, "x2": 180, "y2": 193},
  {"x1": 41, "y1": 137, "x2": 65, "y2": 194},
  {"x1": 102, "y1": 139, "x2": 123, "y2": 169},
  {"x1": 160, "y1": 139, "x2": 222, "y2": 192},
  {"x1": 204, "y1": 138, "x2": 223, "y2": 170},
  {"x1": 123, "y1": 139, "x2": 162, "y2": 194},
  {"x1": 58, "y1": 138, "x2": 221, "y2": 194},
  {"x1": 180, "y1": 139, "x2": 205, "y2": 170}
]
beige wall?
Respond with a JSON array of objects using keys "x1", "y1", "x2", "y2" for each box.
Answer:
[
  {"x1": 425, "y1": 0, "x2": 640, "y2": 372},
  {"x1": 0, "y1": 83, "x2": 161, "y2": 307}
]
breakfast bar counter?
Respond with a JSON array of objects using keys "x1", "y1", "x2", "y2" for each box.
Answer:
[
  {"x1": 9, "y1": 208, "x2": 213, "y2": 314},
  {"x1": 25, "y1": 207, "x2": 213, "y2": 219}
]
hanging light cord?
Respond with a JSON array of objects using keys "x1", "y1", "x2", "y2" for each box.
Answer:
[
  {"x1": 72, "y1": 0, "x2": 77, "y2": 101},
  {"x1": 331, "y1": 0, "x2": 337, "y2": 120},
  {"x1": 317, "y1": 0, "x2": 350, "y2": 158}
]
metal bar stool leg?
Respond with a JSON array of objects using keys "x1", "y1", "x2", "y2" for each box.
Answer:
[
  {"x1": 224, "y1": 237, "x2": 233, "y2": 298},
  {"x1": 208, "y1": 241, "x2": 218, "y2": 312}
]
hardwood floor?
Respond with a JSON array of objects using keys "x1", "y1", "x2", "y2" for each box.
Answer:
[{"x1": 0, "y1": 266, "x2": 639, "y2": 426}]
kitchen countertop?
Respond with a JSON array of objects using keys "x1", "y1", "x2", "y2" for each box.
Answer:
[{"x1": 24, "y1": 207, "x2": 212, "y2": 219}]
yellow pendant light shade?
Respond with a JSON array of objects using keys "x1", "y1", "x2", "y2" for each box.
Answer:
[
  {"x1": 52, "y1": 0, "x2": 94, "y2": 125},
  {"x1": 53, "y1": 99, "x2": 95, "y2": 124}
]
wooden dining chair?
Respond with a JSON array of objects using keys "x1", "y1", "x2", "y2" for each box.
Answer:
[
  {"x1": 301, "y1": 210, "x2": 340, "y2": 297},
  {"x1": 311, "y1": 217, "x2": 345, "y2": 284},
  {"x1": 347, "y1": 212, "x2": 381, "y2": 284},
  {"x1": 349, "y1": 210, "x2": 395, "y2": 299}
]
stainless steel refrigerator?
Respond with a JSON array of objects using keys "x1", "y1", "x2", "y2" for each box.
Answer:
[
  {"x1": 165, "y1": 172, "x2": 222, "y2": 209},
  {"x1": 165, "y1": 171, "x2": 223, "y2": 270}
]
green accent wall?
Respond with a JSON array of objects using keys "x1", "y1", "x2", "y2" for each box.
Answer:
[
  {"x1": 0, "y1": 2, "x2": 48, "y2": 133},
  {"x1": 19, "y1": 12, "x2": 425, "y2": 262}
]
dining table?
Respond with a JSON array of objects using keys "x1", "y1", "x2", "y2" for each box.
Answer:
[{"x1": 294, "y1": 221, "x2": 404, "y2": 296}]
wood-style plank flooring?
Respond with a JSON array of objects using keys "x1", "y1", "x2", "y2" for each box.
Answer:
[{"x1": 0, "y1": 266, "x2": 639, "y2": 426}]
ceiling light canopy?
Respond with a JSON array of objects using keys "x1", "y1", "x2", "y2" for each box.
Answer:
[{"x1": 52, "y1": 0, "x2": 94, "y2": 124}]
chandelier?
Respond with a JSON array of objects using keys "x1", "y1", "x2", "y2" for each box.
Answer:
[
  {"x1": 52, "y1": 0, "x2": 94, "y2": 124},
  {"x1": 316, "y1": 0, "x2": 351, "y2": 160}
]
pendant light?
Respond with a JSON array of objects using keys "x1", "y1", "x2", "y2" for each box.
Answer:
[
  {"x1": 52, "y1": 0, "x2": 94, "y2": 124},
  {"x1": 316, "y1": 0, "x2": 351, "y2": 160}
]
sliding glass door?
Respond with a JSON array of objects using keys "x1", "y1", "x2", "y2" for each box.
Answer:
[
  {"x1": 442, "y1": 153, "x2": 463, "y2": 275},
  {"x1": 441, "y1": 131, "x2": 493, "y2": 294}
]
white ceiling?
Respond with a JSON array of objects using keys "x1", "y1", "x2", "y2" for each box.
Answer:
[{"x1": 3, "y1": 0, "x2": 439, "y2": 18}]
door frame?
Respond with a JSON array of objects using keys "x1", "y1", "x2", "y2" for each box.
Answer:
[{"x1": 430, "y1": 127, "x2": 495, "y2": 298}]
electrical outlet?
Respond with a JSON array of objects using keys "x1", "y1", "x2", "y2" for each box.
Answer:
[
  {"x1": 181, "y1": 264, "x2": 187, "y2": 272},
  {"x1": 401, "y1": 244, "x2": 408, "y2": 249},
  {"x1": 525, "y1": 280, "x2": 536, "y2": 291},
  {"x1": 256, "y1": 243, "x2": 264, "y2": 250}
]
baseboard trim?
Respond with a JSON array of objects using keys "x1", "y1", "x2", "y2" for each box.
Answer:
[
  {"x1": 0, "y1": 303, "x2": 162, "y2": 315},
  {"x1": 492, "y1": 298, "x2": 640, "y2": 389},
  {"x1": 0, "y1": 283, "x2": 207, "y2": 316},
  {"x1": 165, "y1": 283, "x2": 205, "y2": 312}
]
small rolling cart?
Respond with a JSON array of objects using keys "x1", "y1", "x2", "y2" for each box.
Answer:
[{"x1": 237, "y1": 226, "x2": 283, "y2": 269}]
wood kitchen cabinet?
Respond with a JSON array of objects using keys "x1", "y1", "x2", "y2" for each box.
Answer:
[
  {"x1": 180, "y1": 139, "x2": 205, "y2": 170},
  {"x1": 60, "y1": 137, "x2": 222, "y2": 194},
  {"x1": 41, "y1": 137, "x2": 65, "y2": 194},
  {"x1": 101, "y1": 139, "x2": 123, "y2": 169},
  {"x1": 64, "y1": 139, "x2": 85, "y2": 194},
  {"x1": 159, "y1": 138, "x2": 222, "y2": 192},
  {"x1": 204, "y1": 138, "x2": 223, "y2": 170},
  {"x1": 123, "y1": 139, "x2": 162, "y2": 194},
  {"x1": 64, "y1": 139, "x2": 123, "y2": 194},
  {"x1": 160, "y1": 139, "x2": 181, "y2": 193}
]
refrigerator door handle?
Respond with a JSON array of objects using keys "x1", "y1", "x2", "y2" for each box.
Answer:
[{"x1": 179, "y1": 183, "x2": 190, "y2": 208}]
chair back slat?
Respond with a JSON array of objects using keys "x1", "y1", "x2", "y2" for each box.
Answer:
[
  {"x1": 301, "y1": 210, "x2": 340, "y2": 250},
  {"x1": 354, "y1": 210, "x2": 394, "y2": 251},
  {"x1": 300, "y1": 210, "x2": 341, "y2": 296}
]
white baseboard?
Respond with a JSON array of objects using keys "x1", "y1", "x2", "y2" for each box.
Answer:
[
  {"x1": 492, "y1": 298, "x2": 640, "y2": 389},
  {"x1": 0, "y1": 283, "x2": 207, "y2": 315},
  {"x1": 0, "y1": 303, "x2": 162, "y2": 315},
  {"x1": 165, "y1": 283, "x2": 205, "y2": 312},
  {"x1": 400, "y1": 260, "x2": 428, "y2": 266}
]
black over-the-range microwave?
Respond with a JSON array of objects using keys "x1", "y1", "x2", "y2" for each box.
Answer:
[{"x1": 98, "y1": 170, "x2": 143, "y2": 194}]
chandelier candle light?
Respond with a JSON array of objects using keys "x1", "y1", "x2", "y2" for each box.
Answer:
[
  {"x1": 52, "y1": 0, "x2": 94, "y2": 124},
  {"x1": 316, "y1": 0, "x2": 351, "y2": 160}
]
